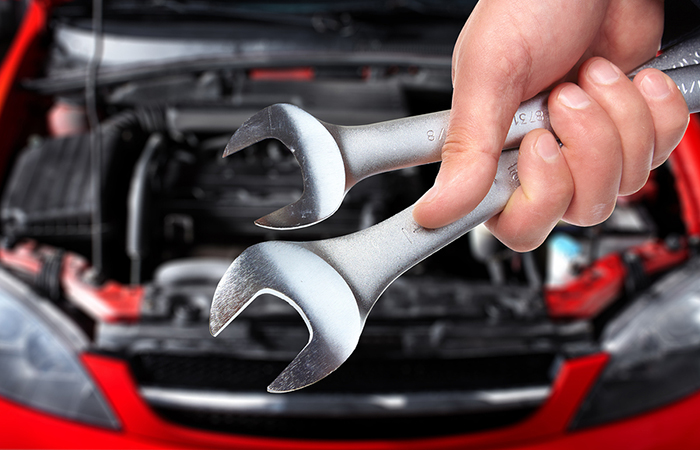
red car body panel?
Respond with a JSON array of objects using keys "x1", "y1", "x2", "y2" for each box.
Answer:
[
  {"x1": 671, "y1": 112, "x2": 700, "y2": 237},
  {"x1": 2, "y1": 352, "x2": 700, "y2": 449},
  {"x1": 0, "y1": 0, "x2": 47, "y2": 177},
  {"x1": 2, "y1": 1, "x2": 700, "y2": 448}
]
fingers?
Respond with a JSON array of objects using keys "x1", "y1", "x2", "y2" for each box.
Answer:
[
  {"x1": 490, "y1": 60, "x2": 689, "y2": 250},
  {"x1": 485, "y1": 131, "x2": 573, "y2": 252},
  {"x1": 409, "y1": 34, "x2": 526, "y2": 229},
  {"x1": 550, "y1": 81, "x2": 623, "y2": 226},
  {"x1": 577, "y1": 58, "x2": 654, "y2": 195},
  {"x1": 575, "y1": 59, "x2": 687, "y2": 195},
  {"x1": 633, "y1": 69, "x2": 690, "y2": 169},
  {"x1": 489, "y1": 80, "x2": 625, "y2": 250},
  {"x1": 570, "y1": 59, "x2": 689, "y2": 198}
]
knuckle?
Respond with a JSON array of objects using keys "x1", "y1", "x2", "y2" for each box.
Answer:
[
  {"x1": 491, "y1": 225, "x2": 548, "y2": 253},
  {"x1": 651, "y1": 154, "x2": 671, "y2": 170},
  {"x1": 664, "y1": 109, "x2": 691, "y2": 142},
  {"x1": 510, "y1": 232, "x2": 549, "y2": 253},
  {"x1": 620, "y1": 171, "x2": 651, "y2": 196},
  {"x1": 564, "y1": 201, "x2": 615, "y2": 227},
  {"x1": 442, "y1": 127, "x2": 501, "y2": 167}
]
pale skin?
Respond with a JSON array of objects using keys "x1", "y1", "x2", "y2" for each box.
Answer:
[{"x1": 412, "y1": 0, "x2": 690, "y2": 252}]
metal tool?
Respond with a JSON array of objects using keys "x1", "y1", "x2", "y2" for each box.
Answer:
[
  {"x1": 211, "y1": 45, "x2": 700, "y2": 393},
  {"x1": 223, "y1": 97, "x2": 549, "y2": 229},
  {"x1": 211, "y1": 149, "x2": 519, "y2": 393},
  {"x1": 223, "y1": 33, "x2": 700, "y2": 231}
]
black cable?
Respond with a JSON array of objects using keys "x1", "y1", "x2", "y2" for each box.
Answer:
[
  {"x1": 127, "y1": 132, "x2": 165, "y2": 285},
  {"x1": 86, "y1": 0, "x2": 104, "y2": 276},
  {"x1": 622, "y1": 252, "x2": 647, "y2": 295}
]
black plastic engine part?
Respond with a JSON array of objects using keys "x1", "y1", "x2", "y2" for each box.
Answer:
[{"x1": 0, "y1": 109, "x2": 163, "y2": 279}]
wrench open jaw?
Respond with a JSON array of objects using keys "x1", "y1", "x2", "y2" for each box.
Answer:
[
  {"x1": 210, "y1": 241, "x2": 364, "y2": 393},
  {"x1": 210, "y1": 150, "x2": 522, "y2": 393},
  {"x1": 224, "y1": 103, "x2": 460, "y2": 230},
  {"x1": 223, "y1": 104, "x2": 347, "y2": 230}
]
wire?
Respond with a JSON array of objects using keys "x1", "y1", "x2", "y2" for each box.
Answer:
[{"x1": 86, "y1": 0, "x2": 104, "y2": 276}]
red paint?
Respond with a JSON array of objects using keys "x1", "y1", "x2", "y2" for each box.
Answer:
[
  {"x1": 2, "y1": 352, "x2": 699, "y2": 448},
  {"x1": 545, "y1": 239, "x2": 688, "y2": 319},
  {"x1": 633, "y1": 239, "x2": 689, "y2": 274},
  {"x1": 0, "y1": 1, "x2": 48, "y2": 177},
  {"x1": 74, "y1": 352, "x2": 606, "y2": 449},
  {"x1": 0, "y1": 240, "x2": 44, "y2": 275},
  {"x1": 545, "y1": 253, "x2": 626, "y2": 319},
  {"x1": 0, "y1": 240, "x2": 143, "y2": 322},
  {"x1": 249, "y1": 67, "x2": 315, "y2": 81},
  {"x1": 61, "y1": 254, "x2": 144, "y2": 322},
  {"x1": 670, "y1": 115, "x2": 700, "y2": 237}
]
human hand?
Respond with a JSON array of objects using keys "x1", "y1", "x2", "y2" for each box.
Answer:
[{"x1": 412, "y1": 0, "x2": 690, "y2": 251}]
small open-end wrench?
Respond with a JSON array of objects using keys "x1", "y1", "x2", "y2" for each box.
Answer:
[
  {"x1": 224, "y1": 33, "x2": 700, "y2": 230},
  {"x1": 223, "y1": 97, "x2": 548, "y2": 229},
  {"x1": 211, "y1": 52, "x2": 700, "y2": 394}
]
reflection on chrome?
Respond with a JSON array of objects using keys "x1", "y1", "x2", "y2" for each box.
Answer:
[{"x1": 141, "y1": 386, "x2": 551, "y2": 417}]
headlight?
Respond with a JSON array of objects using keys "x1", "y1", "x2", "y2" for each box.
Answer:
[
  {"x1": 0, "y1": 269, "x2": 119, "y2": 428},
  {"x1": 572, "y1": 256, "x2": 700, "y2": 429}
]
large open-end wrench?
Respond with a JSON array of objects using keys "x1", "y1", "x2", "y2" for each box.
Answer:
[
  {"x1": 211, "y1": 60, "x2": 700, "y2": 394},
  {"x1": 224, "y1": 33, "x2": 700, "y2": 230},
  {"x1": 211, "y1": 150, "x2": 519, "y2": 393}
]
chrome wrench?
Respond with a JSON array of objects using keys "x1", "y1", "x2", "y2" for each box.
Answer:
[
  {"x1": 223, "y1": 96, "x2": 547, "y2": 229},
  {"x1": 223, "y1": 33, "x2": 700, "y2": 230}
]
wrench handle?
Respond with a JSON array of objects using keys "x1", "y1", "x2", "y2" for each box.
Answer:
[
  {"x1": 316, "y1": 62, "x2": 700, "y2": 315},
  {"x1": 332, "y1": 30, "x2": 700, "y2": 191},
  {"x1": 332, "y1": 93, "x2": 550, "y2": 188},
  {"x1": 329, "y1": 110, "x2": 448, "y2": 187},
  {"x1": 314, "y1": 150, "x2": 520, "y2": 314}
]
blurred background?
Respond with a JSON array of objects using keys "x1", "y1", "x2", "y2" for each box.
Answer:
[{"x1": 1, "y1": 1, "x2": 700, "y2": 448}]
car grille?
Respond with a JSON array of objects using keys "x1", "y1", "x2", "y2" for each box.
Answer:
[
  {"x1": 130, "y1": 352, "x2": 557, "y2": 439},
  {"x1": 132, "y1": 353, "x2": 554, "y2": 393},
  {"x1": 152, "y1": 402, "x2": 538, "y2": 440}
]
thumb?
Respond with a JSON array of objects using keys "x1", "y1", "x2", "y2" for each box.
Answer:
[
  {"x1": 411, "y1": 99, "x2": 518, "y2": 229},
  {"x1": 412, "y1": 24, "x2": 527, "y2": 229}
]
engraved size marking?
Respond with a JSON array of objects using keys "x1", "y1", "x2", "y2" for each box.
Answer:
[
  {"x1": 512, "y1": 110, "x2": 545, "y2": 126},
  {"x1": 427, "y1": 127, "x2": 446, "y2": 142},
  {"x1": 508, "y1": 162, "x2": 520, "y2": 184},
  {"x1": 679, "y1": 79, "x2": 700, "y2": 95},
  {"x1": 402, "y1": 227, "x2": 413, "y2": 244},
  {"x1": 671, "y1": 52, "x2": 700, "y2": 68},
  {"x1": 401, "y1": 222, "x2": 423, "y2": 244}
]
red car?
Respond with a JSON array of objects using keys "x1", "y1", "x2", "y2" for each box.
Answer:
[{"x1": 2, "y1": 1, "x2": 700, "y2": 448}]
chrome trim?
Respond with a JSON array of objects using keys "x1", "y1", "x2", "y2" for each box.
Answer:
[
  {"x1": 141, "y1": 386, "x2": 550, "y2": 417},
  {"x1": 54, "y1": 24, "x2": 452, "y2": 68}
]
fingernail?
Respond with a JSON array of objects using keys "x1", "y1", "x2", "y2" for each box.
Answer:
[
  {"x1": 640, "y1": 71, "x2": 672, "y2": 99},
  {"x1": 588, "y1": 59, "x2": 620, "y2": 85},
  {"x1": 558, "y1": 84, "x2": 591, "y2": 109},
  {"x1": 536, "y1": 133, "x2": 561, "y2": 162}
]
